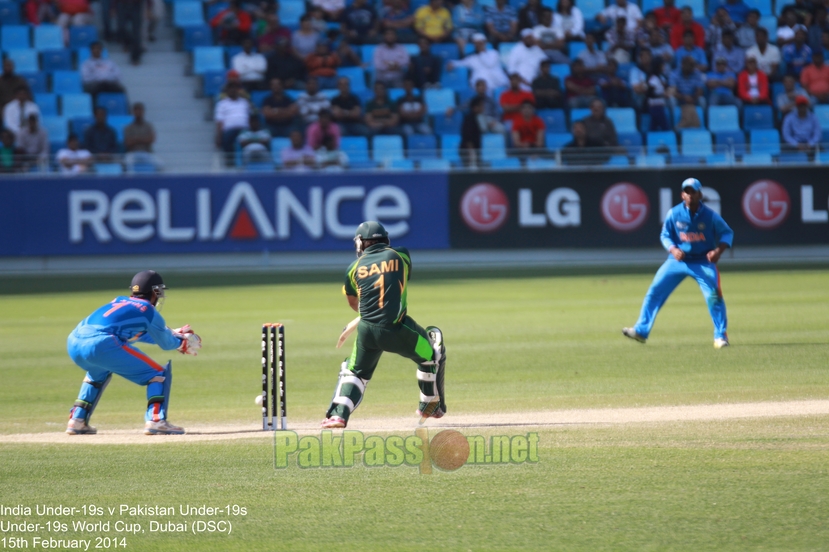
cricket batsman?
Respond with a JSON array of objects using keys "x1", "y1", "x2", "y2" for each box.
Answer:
[
  {"x1": 321, "y1": 221, "x2": 446, "y2": 429},
  {"x1": 623, "y1": 178, "x2": 734, "y2": 348},
  {"x1": 65, "y1": 270, "x2": 202, "y2": 435}
]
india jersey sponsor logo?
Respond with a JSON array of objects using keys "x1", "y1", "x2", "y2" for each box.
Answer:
[
  {"x1": 742, "y1": 180, "x2": 790, "y2": 229},
  {"x1": 460, "y1": 183, "x2": 510, "y2": 233},
  {"x1": 601, "y1": 183, "x2": 650, "y2": 232}
]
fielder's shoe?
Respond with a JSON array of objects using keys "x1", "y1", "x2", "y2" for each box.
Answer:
[
  {"x1": 320, "y1": 416, "x2": 347, "y2": 429},
  {"x1": 66, "y1": 418, "x2": 97, "y2": 435},
  {"x1": 144, "y1": 420, "x2": 185, "y2": 435},
  {"x1": 622, "y1": 327, "x2": 647, "y2": 343},
  {"x1": 714, "y1": 338, "x2": 730, "y2": 349}
]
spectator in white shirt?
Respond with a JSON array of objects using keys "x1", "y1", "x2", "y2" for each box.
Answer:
[
  {"x1": 373, "y1": 29, "x2": 410, "y2": 88},
  {"x1": 597, "y1": 0, "x2": 642, "y2": 33},
  {"x1": 533, "y1": 8, "x2": 569, "y2": 64},
  {"x1": 507, "y1": 28, "x2": 549, "y2": 89},
  {"x1": 56, "y1": 134, "x2": 93, "y2": 174},
  {"x1": 2, "y1": 86, "x2": 40, "y2": 141},
  {"x1": 746, "y1": 27, "x2": 781, "y2": 78},
  {"x1": 80, "y1": 41, "x2": 125, "y2": 97},
  {"x1": 554, "y1": 0, "x2": 584, "y2": 41},
  {"x1": 214, "y1": 81, "x2": 251, "y2": 165},
  {"x1": 296, "y1": 77, "x2": 332, "y2": 125},
  {"x1": 311, "y1": 0, "x2": 345, "y2": 22},
  {"x1": 447, "y1": 32, "x2": 509, "y2": 91},
  {"x1": 231, "y1": 38, "x2": 268, "y2": 90},
  {"x1": 17, "y1": 113, "x2": 49, "y2": 169}
]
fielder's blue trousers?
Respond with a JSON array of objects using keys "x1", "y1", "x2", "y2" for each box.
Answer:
[{"x1": 634, "y1": 258, "x2": 728, "y2": 340}]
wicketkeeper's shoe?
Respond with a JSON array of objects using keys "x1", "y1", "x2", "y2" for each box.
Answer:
[
  {"x1": 320, "y1": 416, "x2": 347, "y2": 429},
  {"x1": 66, "y1": 418, "x2": 97, "y2": 435},
  {"x1": 144, "y1": 420, "x2": 185, "y2": 435},
  {"x1": 622, "y1": 327, "x2": 647, "y2": 343},
  {"x1": 714, "y1": 338, "x2": 730, "y2": 349}
]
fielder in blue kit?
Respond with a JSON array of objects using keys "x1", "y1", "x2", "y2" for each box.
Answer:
[
  {"x1": 65, "y1": 270, "x2": 202, "y2": 435},
  {"x1": 623, "y1": 178, "x2": 734, "y2": 348}
]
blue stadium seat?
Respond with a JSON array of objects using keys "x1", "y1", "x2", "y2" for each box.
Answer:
[
  {"x1": 68, "y1": 26, "x2": 98, "y2": 49},
  {"x1": 775, "y1": 0, "x2": 794, "y2": 15},
  {"x1": 607, "y1": 107, "x2": 637, "y2": 134},
  {"x1": 549, "y1": 64, "x2": 570, "y2": 87},
  {"x1": 682, "y1": 0, "x2": 706, "y2": 16},
  {"x1": 778, "y1": 151, "x2": 808, "y2": 164},
  {"x1": 407, "y1": 134, "x2": 438, "y2": 160},
  {"x1": 672, "y1": 155, "x2": 704, "y2": 165},
  {"x1": 372, "y1": 135, "x2": 405, "y2": 163},
  {"x1": 76, "y1": 45, "x2": 109, "y2": 66},
  {"x1": 498, "y1": 42, "x2": 517, "y2": 65},
  {"x1": 388, "y1": 87, "x2": 405, "y2": 102},
  {"x1": 818, "y1": 150, "x2": 829, "y2": 164},
  {"x1": 108, "y1": 115, "x2": 133, "y2": 143},
  {"x1": 681, "y1": 129, "x2": 713, "y2": 156},
  {"x1": 419, "y1": 158, "x2": 451, "y2": 170},
  {"x1": 402, "y1": 44, "x2": 419, "y2": 57},
  {"x1": 457, "y1": 87, "x2": 477, "y2": 107},
  {"x1": 568, "y1": 42, "x2": 586, "y2": 59},
  {"x1": 424, "y1": 89, "x2": 456, "y2": 115},
  {"x1": 545, "y1": 132, "x2": 572, "y2": 150},
  {"x1": 336, "y1": 66, "x2": 366, "y2": 92},
  {"x1": 743, "y1": 105, "x2": 773, "y2": 130},
  {"x1": 706, "y1": 153, "x2": 731, "y2": 166},
  {"x1": 35, "y1": 93, "x2": 58, "y2": 116},
  {"x1": 174, "y1": 1, "x2": 205, "y2": 27},
  {"x1": 6, "y1": 49, "x2": 39, "y2": 73},
  {"x1": 489, "y1": 157, "x2": 521, "y2": 169},
  {"x1": 183, "y1": 25, "x2": 213, "y2": 51},
  {"x1": 744, "y1": 0, "x2": 772, "y2": 16},
  {"x1": 537, "y1": 109, "x2": 566, "y2": 133},
  {"x1": 41, "y1": 115, "x2": 68, "y2": 149},
  {"x1": 71, "y1": 116, "x2": 94, "y2": 140},
  {"x1": 206, "y1": 2, "x2": 229, "y2": 22},
  {"x1": 813, "y1": 105, "x2": 829, "y2": 133},
  {"x1": 431, "y1": 43, "x2": 459, "y2": 63},
  {"x1": 41, "y1": 49, "x2": 73, "y2": 72},
  {"x1": 388, "y1": 158, "x2": 414, "y2": 170},
  {"x1": 672, "y1": 106, "x2": 705, "y2": 129},
  {"x1": 526, "y1": 158, "x2": 557, "y2": 170},
  {"x1": 441, "y1": 67, "x2": 468, "y2": 90},
  {"x1": 432, "y1": 111, "x2": 462, "y2": 134},
  {"x1": 607, "y1": 155, "x2": 630, "y2": 166},
  {"x1": 361, "y1": 44, "x2": 377, "y2": 65},
  {"x1": 482, "y1": 134, "x2": 507, "y2": 161},
  {"x1": 618, "y1": 131, "x2": 643, "y2": 156},
  {"x1": 33, "y1": 25, "x2": 62, "y2": 51},
  {"x1": 741, "y1": 153, "x2": 773, "y2": 165},
  {"x1": 440, "y1": 134, "x2": 461, "y2": 165},
  {"x1": 20, "y1": 72, "x2": 47, "y2": 93},
  {"x1": 96, "y1": 92, "x2": 129, "y2": 115},
  {"x1": 714, "y1": 130, "x2": 746, "y2": 154},
  {"x1": 569, "y1": 108, "x2": 590, "y2": 128},
  {"x1": 760, "y1": 15, "x2": 777, "y2": 41},
  {"x1": 270, "y1": 137, "x2": 291, "y2": 166},
  {"x1": 647, "y1": 131, "x2": 679, "y2": 156},
  {"x1": 201, "y1": 70, "x2": 226, "y2": 97},
  {"x1": 1, "y1": 25, "x2": 30, "y2": 50},
  {"x1": 61, "y1": 93, "x2": 93, "y2": 119},
  {"x1": 250, "y1": 90, "x2": 269, "y2": 107},
  {"x1": 0, "y1": 2, "x2": 21, "y2": 25},
  {"x1": 749, "y1": 129, "x2": 780, "y2": 155},
  {"x1": 52, "y1": 70, "x2": 83, "y2": 94},
  {"x1": 95, "y1": 163, "x2": 124, "y2": 175},
  {"x1": 708, "y1": 106, "x2": 740, "y2": 132},
  {"x1": 193, "y1": 46, "x2": 226, "y2": 74},
  {"x1": 279, "y1": 0, "x2": 305, "y2": 26},
  {"x1": 637, "y1": 154, "x2": 666, "y2": 167},
  {"x1": 578, "y1": 0, "x2": 606, "y2": 20}
]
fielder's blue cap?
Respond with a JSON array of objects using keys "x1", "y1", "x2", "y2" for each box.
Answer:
[{"x1": 681, "y1": 178, "x2": 702, "y2": 192}]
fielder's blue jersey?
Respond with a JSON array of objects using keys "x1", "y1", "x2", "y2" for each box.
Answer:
[
  {"x1": 70, "y1": 296, "x2": 182, "y2": 350},
  {"x1": 660, "y1": 202, "x2": 734, "y2": 262}
]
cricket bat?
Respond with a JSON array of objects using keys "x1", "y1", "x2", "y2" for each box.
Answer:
[{"x1": 336, "y1": 316, "x2": 360, "y2": 348}]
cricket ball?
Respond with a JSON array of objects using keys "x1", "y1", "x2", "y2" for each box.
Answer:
[
  {"x1": 429, "y1": 430, "x2": 469, "y2": 471},
  {"x1": 255, "y1": 395, "x2": 264, "y2": 406}
]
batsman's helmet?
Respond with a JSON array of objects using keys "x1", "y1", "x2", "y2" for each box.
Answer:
[
  {"x1": 130, "y1": 270, "x2": 166, "y2": 302},
  {"x1": 354, "y1": 221, "x2": 389, "y2": 256}
]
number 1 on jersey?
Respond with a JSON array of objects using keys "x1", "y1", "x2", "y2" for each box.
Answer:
[{"x1": 373, "y1": 274, "x2": 385, "y2": 309}]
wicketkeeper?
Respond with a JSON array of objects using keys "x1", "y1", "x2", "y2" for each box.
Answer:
[
  {"x1": 65, "y1": 270, "x2": 202, "y2": 435},
  {"x1": 623, "y1": 178, "x2": 734, "y2": 348},
  {"x1": 322, "y1": 221, "x2": 446, "y2": 429}
]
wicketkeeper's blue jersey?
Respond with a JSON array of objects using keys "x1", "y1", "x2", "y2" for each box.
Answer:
[
  {"x1": 70, "y1": 296, "x2": 182, "y2": 350},
  {"x1": 660, "y1": 202, "x2": 734, "y2": 262}
]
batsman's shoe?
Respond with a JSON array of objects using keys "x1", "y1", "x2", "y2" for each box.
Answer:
[
  {"x1": 144, "y1": 420, "x2": 185, "y2": 435},
  {"x1": 622, "y1": 327, "x2": 647, "y2": 343},
  {"x1": 714, "y1": 338, "x2": 730, "y2": 349},
  {"x1": 66, "y1": 418, "x2": 97, "y2": 435},
  {"x1": 320, "y1": 416, "x2": 347, "y2": 429},
  {"x1": 417, "y1": 402, "x2": 445, "y2": 420}
]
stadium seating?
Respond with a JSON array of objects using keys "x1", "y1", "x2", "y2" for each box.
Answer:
[
  {"x1": 406, "y1": 134, "x2": 438, "y2": 160},
  {"x1": 545, "y1": 132, "x2": 571, "y2": 151},
  {"x1": 672, "y1": 106, "x2": 705, "y2": 129},
  {"x1": 70, "y1": 116, "x2": 94, "y2": 139},
  {"x1": 0, "y1": 2, "x2": 21, "y2": 25},
  {"x1": 714, "y1": 130, "x2": 746, "y2": 154},
  {"x1": 108, "y1": 115, "x2": 133, "y2": 143},
  {"x1": 183, "y1": 25, "x2": 213, "y2": 51},
  {"x1": 76, "y1": 45, "x2": 108, "y2": 66},
  {"x1": 745, "y1": 0, "x2": 773, "y2": 15},
  {"x1": 607, "y1": 155, "x2": 630, "y2": 166},
  {"x1": 706, "y1": 154, "x2": 731, "y2": 166},
  {"x1": 269, "y1": 137, "x2": 291, "y2": 166},
  {"x1": 61, "y1": 93, "x2": 93, "y2": 119},
  {"x1": 336, "y1": 67, "x2": 366, "y2": 91},
  {"x1": 388, "y1": 87, "x2": 405, "y2": 102},
  {"x1": 708, "y1": 106, "x2": 740, "y2": 133},
  {"x1": 20, "y1": 72, "x2": 47, "y2": 93},
  {"x1": 193, "y1": 47, "x2": 226, "y2": 75},
  {"x1": 637, "y1": 154, "x2": 666, "y2": 167},
  {"x1": 537, "y1": 109, "x2": 566, "y2": 133},
  {"x1": 646, "y1": 131, "x2": 679, "y2": 156},
  {"x1": 95, "y1": 163, "x2": 124, "y2": 175},
  {"x1": 431, "y1": 43, "x2": 459, "y2": 64},
  {"x1": 749, "y1": 129, "x2": 780, "y2": 155},
  {"x1": 578, "y1": 0, "x2": 606, "y2": 20},
  {"x1": 440, "y1": 134, "x2": 461, "y2": 165},
  {"x1": 526, "y1": 158, "x2": 557, "y2": 170},
  {"x1": 741, "y1": 153, "x2": 773, "y2": 165},
  {"x1": 760, "y1": 15, "x2": 778, "y2": 41},
  {"x1": 481, "y1": 134, "x2": 507, "y2": 162},
  {"x1": 607, "y1": 108, "x2": 637, "y2": 134},
  {"x1": 33, "y1": 25, "x2": 62, "y2": 51},
  {"x1": 420, "y1": 158, "x2": 451, "y2": 171},
  {"x1": 6, "y1": 49, "x2": 39, "y2": 73},
  {"x1": 41, "y1": 115, "x2": 68, "y2": 149},
  {"x1": 1, "y1": 25, "x2": 29, "y2": 50},
  {"x1": 618, "y1": 132, "x2": 643, "y2": 156},
  {"x1": 424, "y1": 89, "x2": 456, "y2": 115},
  {"x1": 490, "y1": 157, "x2": 521, "y2": 169},
  {"x1": 41, "y1": 49, "x2": 72, "y2": 72},
  {"x1": 432, "y1": 111, "x2": 462, "y2": 134},
  {"x1": 201, "y1": 70, "x2": 226, "y2": 97},
  {"x1": 174, "y1": 2, "x2": 205, "y2": 27},
  {"x1": 775, "y1": 0, "x2": 795, "y2": 15},
  {"x1": 681, "y1": 129, "x2": 713, "y2": 156},
  {"x1": 388, "y1": 159, "x2": 414, "y2": 170},
  {"x1": 743, "y1": 105, "x2": 774, "y2": 130},
  {"x1": 339, "y1": 136, "x2": 374, "y2": 168},
  {"x1": 68, "y1": 26, "x2": 98, "y2": 49},
  {"x1": 372, "y1": 135, "x2": 405, "y2": 164},
  {"x1": 778, "y1": 151, "x2": 809, "y2": 164},
  {"x1": 498, "y1": 42, "x2": 517, "y2": 65},
  {"x1": 35, "y1": 93, "x2": 58, "y2": 116},
  {"x1": 569, "y1": 108, "x2": 590, "y2": 128},
  {"x1": 568, "y1": 42, "x2": 586, "y2": 59},
  {"x1": 52, "y1": 71, "x2": 83, "y2": 94},
  {"x1": 97, "y1": 93, "x2": 130, "y2": 116},
  {"x1": 814, "y1": 105, "x2": 829, "y2": 141},
  {"x1": 549, "y1": 64, "x2": 570, "y2": 87},
  {"x1": 441, "y1": 67, "x2": 468, "y2": 90}
]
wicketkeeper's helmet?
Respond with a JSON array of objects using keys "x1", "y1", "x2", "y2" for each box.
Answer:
[{"x1": 130, "y1": 270, "x2": 166, "y2": 300}]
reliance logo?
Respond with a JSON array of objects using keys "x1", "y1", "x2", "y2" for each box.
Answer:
[
  {"x1": 741, "y1": 180, "x2": 790, "y2": 229},
  {"x1": 68, "y1": 182, "x2": 411, "y2": 243},
  {"x1": 601, "y1": 183, "x2": 650, "y2": 232}
]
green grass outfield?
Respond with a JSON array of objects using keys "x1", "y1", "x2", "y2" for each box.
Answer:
[{"x1": 1, "y1": 268, "x2": 828, "y2": 550}]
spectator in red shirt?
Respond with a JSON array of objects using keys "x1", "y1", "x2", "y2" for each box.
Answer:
[
  {"x1": 511, "y1": 101, "x2": 545, "y2": 151},
  {"x1": 499, "y1": 73, "x2": 535, "y2": 126},
  {"x1": 737, "y1": 57, "x2": 770, "y2": 104},
  {"x1": 305, "y1": 40, "x2": 341, "y2": 89},
  {"x1": 669, "y1": 6, "x2": 704, "y2": 50},
  {"x1": 210, "y1": 0, "x2": 253, "y2": 46},
  {"x1": 801, "y1": 51, "x2": 829, "y2": 103},
  {"x1": 653, "y1": 0, "x2": 681, "y2": 30},
  {"x1": 564, "y1": 58, "x2": 597, "y2": 108}
]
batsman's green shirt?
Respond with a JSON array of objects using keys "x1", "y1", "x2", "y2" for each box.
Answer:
[{"x1": 344, "y1": 244, "x2": 411, "y2": 326}]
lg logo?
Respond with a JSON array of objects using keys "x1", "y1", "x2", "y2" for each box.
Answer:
[
  {"x1": 742, "y1": 180, "x2": 791, "y2": 229},
  {"x1": 460, "y1": 183, "x2": 509, "y2": 233},
  {"x1": 601, "y1": 183, "x2": 650, "y2": 232}
]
